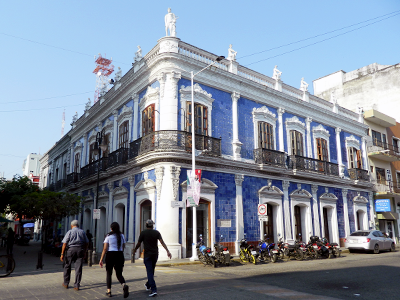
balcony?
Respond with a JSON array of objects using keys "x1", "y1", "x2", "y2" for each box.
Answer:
[
  {"x1": 372, "y1": 180, "x2": 400, "y2": 195},
  {"x1": 65, "y1": 130, "x2": 221, "y2": 186},
  {"x1": 348, "y1": 168, "x2": 369, "y2": 181},
  {"x1": 55, "y1": 179, "x2": 66, "y2": 191},
  {"x1": 254, "y1": 148, "x2": 286, "y2": 167},
  {"x1": 129, "y1": 130, "x2": 222, "y2": 158},
  {"x1": 368, "y1": 140, "x2": 400, "y2": 162},
  {"x1": 288, "y1": 155, "x2": 339, "y2": 176}
]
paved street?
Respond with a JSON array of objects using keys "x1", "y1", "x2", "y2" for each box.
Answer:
[{"x1": 1, "y1": 241, "x2": 400, "y2": 299}]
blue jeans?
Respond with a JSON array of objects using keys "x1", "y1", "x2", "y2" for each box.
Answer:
[{"x1": 144, "y1": 254, "x2": 158, "y2": 292}]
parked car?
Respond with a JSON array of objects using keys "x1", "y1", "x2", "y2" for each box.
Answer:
[{"x1": 344, "y1": 230, "x2": 395, "y2": 254}]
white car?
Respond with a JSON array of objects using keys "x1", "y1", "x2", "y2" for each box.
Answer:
[{"x1": 344, "y1": 230, "x2": 395, "y2": 254}]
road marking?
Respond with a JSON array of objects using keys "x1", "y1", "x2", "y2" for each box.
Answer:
[{"x1": 236, "y1": 284, "x2": 341, "y2": 299}]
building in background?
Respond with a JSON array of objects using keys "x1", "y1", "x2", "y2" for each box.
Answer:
[
  {"x1": 22, "y1": 153, "x2": 42, "y2": 177},
  {"x1": 40, "y1": 10, "x2": 374, "y2": 260}
]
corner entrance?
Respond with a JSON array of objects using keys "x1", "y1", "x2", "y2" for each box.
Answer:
[{"x1": 186, "y1": 199, "x2": 210, "y2": 258}]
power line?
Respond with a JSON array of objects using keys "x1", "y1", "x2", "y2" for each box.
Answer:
[
  {"x1": 0, "y1": 91, "x2": 93, "y2": 105},
  {"x1": 0, "y1": 32, "x2": 131, "y2": 66},
  {"x1": 238, "y1": 9, "x2": 400, "y2": 60},
  {"x1": 245, "y1": 11, "x2": 400, "y2": 67},
  {"x1": 0, "y1": 103, "x2": 85, "y2": 113}
]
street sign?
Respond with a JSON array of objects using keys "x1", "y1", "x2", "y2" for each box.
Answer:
[
  {"x1": 93, "y1": 209, "x2": 100, "y2": 219},
  {"x1": 258, "y1": 204, "x2": 267, "y2": 216},
  {"x1": 258, "y1": 216, "x2": 269, "y2": 222}
]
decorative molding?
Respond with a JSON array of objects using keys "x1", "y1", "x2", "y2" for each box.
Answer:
[
  {"x1": 335, "y1": 127, "x2": 342, "y2": 134},
  {"x1": 259, "y1": 181, "x2": 284, "y2": 198},
  {"x1": 139, "y1": 86, "x2": 160, "y2": 111},
  {"x1": 311, "y1": 184, "x2": 318, "y2": 194},
  {"x1": 353, "y1": 193, "x2": 368, "y2": 203},
  {"x1": 285, "y1": 116, "x2": 305, "y2": 131},
  {"x1": 107, "y1": 182, "x2": 114, "y2": 191},
  {"x1": 170, "y1": 166, "x2": 181, "y2": 201},
  {"x1": 117, "y1": 105, "x2": 133, "y2": 125},
  {"x1": 252, "y1": 106, "x2": 277, "y2": 150},
  {"x1": 88, "y1": 128, "x2": 98, "y2": 145},
  {"x1": 312, "y1": 124, "x2": 331, "y2": 160},
  {"x1": 112, "y1": 184, "x2": 129, "y2": 200},
  {"x1": 278, "y1": 107, "x2": 285, "y2": 116},
  {"x1": 290, "y1": 187, "x2": 312, "y2": 199},
  {"x1": 345, "y1": 135, "x2": 360, "y2": 150},
  {"x1": 231, "y1": 91, "x2": 240, "y2": 102},
  {"x1": 234, "y1": 174, "x2": 244, "y2": 186},
  {"x1": 155, "y1": 166, "x2": 164, "y2": 201},
  {"x1": 282, "y1": 180, "x2": 290, "y2": 190},
  {"x1": 128, "y1": 175, "x2": 135, "y2": 185},
  {"x1": 74, "y1": 141, "x2": 82, "y2": 152},
  {"x1": 342, "y1": 189, "x2": 348, "y2": 198},
  {"x1": 320, "y1": 191, "x2": 338, "y2": 202}
]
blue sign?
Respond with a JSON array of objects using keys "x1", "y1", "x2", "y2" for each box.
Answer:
[{"x1": 375, "y1": 199, "x2": 391, "y2": 212}]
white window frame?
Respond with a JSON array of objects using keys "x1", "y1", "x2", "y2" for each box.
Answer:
[
  {"x1": 252, "y1": 106, "x2": 277, "y2": 150},
  {"x1": 312, "y1": 124, "x2": 331, "y2": 161},
  {"x1": 345, "y1": 135, "x2": 361, "y2": 169},
  {"x1": 117, "y1": 105, "x2": 133, "y2": 148},
  {"x1": 139, "y1": 86, "x2": 160, "y2": 135},
  {"x1": 285, "y1": 116, "x2": 306, "y2": 156}
]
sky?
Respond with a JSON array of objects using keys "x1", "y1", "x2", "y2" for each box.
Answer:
[{"x1": 0, "y1": 0, "x2": 399, "y2": 180}]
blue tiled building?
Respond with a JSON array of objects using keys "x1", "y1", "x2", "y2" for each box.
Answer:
[{"x1": 40, "y1": 33, "x2": 374, "y2": 260}]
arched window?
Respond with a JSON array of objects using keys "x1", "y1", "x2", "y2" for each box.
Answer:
[
  {"x1": 187, "y1": 102, "x2": 208, "y2": 136},
  {"x1": 348, "y1": 147, "x2": 363, "y2": 169},
  {"x1": 74, "y1": 153, "x2": 80, "y2": 173},
  {"x1": 119, "y1": 120, "x2": 129, "y2": 149},
  {"x1": 142, "y1": 104, "x2": 155, "y2": 137},
  {"x1": 290, "y1": 130, "x2": 304, "y2": 156}
]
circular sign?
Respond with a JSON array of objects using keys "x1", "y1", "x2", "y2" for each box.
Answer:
[{"x1": 258, "y1": 204, "x2": 267, "y2": 215}]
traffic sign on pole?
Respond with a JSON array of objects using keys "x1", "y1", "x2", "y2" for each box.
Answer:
[
  {"x1": 93, "y1": 209, "x2": 100, "y2": 219},
  {"x1": 258, "y1": 204, "x2": 267, "y2": 216}
]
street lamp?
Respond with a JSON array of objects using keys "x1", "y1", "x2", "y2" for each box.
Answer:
[
  {"x1": 92, "y1": 128, "x2": 108, "y2": 264},
  {"x1": 190, "y1": 55, "x2": 224, "y2": 261}
]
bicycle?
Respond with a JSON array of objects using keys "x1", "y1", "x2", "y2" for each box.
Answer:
[{"x1": 0, "y1": 255, "x2": 15, "y2": 277}]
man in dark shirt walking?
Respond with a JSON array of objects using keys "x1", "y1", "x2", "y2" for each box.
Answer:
[
  {"x1": 134, "y1": 219, "x2": 171, "y2": 297},
  {"x1": 60, "y1": 220, "x2": 88, "y2": 291}
]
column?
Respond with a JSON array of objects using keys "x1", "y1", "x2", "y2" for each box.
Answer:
[
  {"x1": 112, "y1": 109, "x2": 118, "y2": 151},
  {"x1": 342, "y1": 189, "x2": 350, "y2": 238},
  {"x1": 231, "y1": 92, "x2": 242, "y2": 160},
  {"x1": 306, "y1": 117, "x2": 312, "y2": 158},
  {"x1": 82, "y1": 135, "x2": 87, "y2": 167},
  {"x1": 125, "y1": 175, "x2": 135, "y2": 258},
  {"x1": 282, "y1": 180, "x2": 292, "y2": 240},
  {"x1": 132, "y1": 94, "x2": 139, "y2": 141},
  {"x1": 278, "y1": 108, "x2": 285, "y2": 152},
  {"x1": 107, "y1": 182, "x2": 114, "y2": 230},
  {"x1": 235, "y1": 174, "x2": 244, "y2": 255},
  {"x1": 311, "y1": 185, "x2": 320, "y2": 236},
  {"x1": 361, "y1": 136, "x2": 368, "y2": 171},
  {"x1": 336, "y1": 128, "x2": 343, "y2": 177},
  {"x1": 69, "y1": 143, "x2": 74, "y2": 173},
  {"x1": 369, "y1": 192, "x2": 375, "y2": 229},
  {"x1": 159, "y1": 71, "x2": 181, "y2": 130}
]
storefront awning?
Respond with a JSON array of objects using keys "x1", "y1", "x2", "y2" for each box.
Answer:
[{"x1": 377, "y1": 212, "x2": 399, "y2": 220}]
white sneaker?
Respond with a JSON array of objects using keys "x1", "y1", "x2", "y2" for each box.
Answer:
[
  {"x1": 144, "y1": 283, "x2": 150, "y2": 291},
  {"x1": 149, "y1": 291, "x2": 157, "y2": 297}
]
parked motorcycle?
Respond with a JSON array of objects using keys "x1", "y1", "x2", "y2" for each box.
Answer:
[
  {"x1": 270, "y1": 235, "x2": 286, "y2": 262},
  {"x1": 321, "y1": 237, "x2": 341, "y2": 258},
  {"x1": 197, "y1": 234, "x2": 216, "y2": 267},
  {"x1": 257, "y1": 235, "x2": 277, "y2": 263},
  {"x1": 239, "y1": 234, "x2": 258, "y2": 264},
  {"x1": 282, "y1": 239, "x2": 304, "y2": 261},
  {"x1": 309, "y1": 236, "x2": 331, "y2": 259},
  {"x1": 213, "y1": 235, "x2": 231, "y2": 266}
]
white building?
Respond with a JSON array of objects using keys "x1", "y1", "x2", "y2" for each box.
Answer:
[{"x1": 22, "y1": 153, "x2": 42, "y2": 177}]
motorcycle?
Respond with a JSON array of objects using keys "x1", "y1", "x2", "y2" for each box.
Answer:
[
  {"x1": 270, "y1": 235, "x2": 286, "y2": 262},
  {"x1": 213, "y1": 235, "x2": 231, "y2": 266},
  {"x1": 282, "y1": 239, "x2": 304, "y2": 261},
  {"x1": 321, "y1": 237, "x2": 341, "y2": 258},
  {"x1": 239, "y1": 234, "x2": 258, "y2": 264},
  {"x1": 196, "y1": 234, "x2": 216, "y2": 267},
  {"x1": 257, "y1": 235, "x2": 277, "y2": 263},
  {"x1": 309, "y1": 236, "x2": 331, "y2": 259}
]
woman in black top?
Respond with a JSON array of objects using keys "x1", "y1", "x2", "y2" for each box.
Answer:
[{"x1": 99, "y1": 222, "x2": 129, "y2": 298}]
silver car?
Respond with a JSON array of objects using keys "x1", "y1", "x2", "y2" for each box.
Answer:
[{"x1": 344, "y1": 230, "x2": 395, "y2": 254}]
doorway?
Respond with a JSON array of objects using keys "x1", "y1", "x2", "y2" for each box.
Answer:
[
  {"x1": 140, "y1": 200, "x2": 152, "y2": 256},
  {"x1": 263, "y1": 204, "x2": 274, "y2": 243},
  {"x1": 323, "y1": 207, "x2": 330, "y2": 242},
  {"x1": 115, "y1": 204, "x2": 126, "y2": 234},
  {"x1": 294, "y1": 205, "x2": 302, "y2": 241},
  {"x1": 186, "y1": 199, "x2": 210, "y2": 258}
]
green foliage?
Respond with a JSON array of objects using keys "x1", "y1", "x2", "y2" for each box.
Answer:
[{"x1": 0, "y1": 175, "x2": 82, "y2": 223}]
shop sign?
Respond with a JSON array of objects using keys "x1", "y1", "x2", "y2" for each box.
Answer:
[{"x1": 375, "y1": 199, "x2": 391, "y2": 212}]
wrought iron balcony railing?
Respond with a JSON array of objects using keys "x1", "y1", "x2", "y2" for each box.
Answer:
[
  {"x1": 348, "y1": 168, "x2": 369, "y2": 181},
  {"x1": 289, "y1": 155, "x2": 339, "y2": 176},
  {"x1": 48, "y1": 183, "x2": 55, "y2": 191},
  {"x1": 129, "y1": 130, "x2": 222, "y2": 158},
  {"x1": 368, "y1": 140, "x2": 400, "y2": 158},
  {"x1": 254, "y1": 148, "x2": 286, "y2": 167},
  {"x1": 66, "y1": 172, "x2": 80, "y2": 185},
  {"x1": 80, "y1": 158, "x2": 108, "y2": 180},
  {"x1": 108, "y1": 148, "x2": 129, "y2": 168}
]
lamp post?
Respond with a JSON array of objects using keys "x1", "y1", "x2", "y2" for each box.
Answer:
[
  {"x1": 92, "y1": 128, "x2": 108, "y2": 264},
  {"x1": 190, "y1": 56, "x2": 224, "y2": 261}
]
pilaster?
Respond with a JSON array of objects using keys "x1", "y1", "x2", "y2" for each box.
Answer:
[
  {"x1": 282, "y1": 180, "x2": 292, "y2": 240},
  {"x1": 231, "y1": 91, "x2": 242, "y2": 160},
  {"x1": 235, "y1": 174, "x2": 244, "y2": 255},
  {"x1": 311, "y1": 184, "x2": 320, "y2": 236},
  {"x1": 82, "y1": 135, "x2": 87, "y2": 167},
  {"x1": 278, "y1": 108, "x2": 285, "y2": 152},
  {"x1": 306, "y1": 117, "x2": 312, "y2": 158},
  {"x1": 335, "y1": 128, "x2": 344, "y2": 177},
  {"x1": 342, "y1": 189, "x2": 350, "y2": 238},
  {"x1": 113, "y1": 110, "x2": 118, "y2": 150},
  {"x1": 369, "y1": 192, "x2": 375, "y2": 229},
  {"x1": 107, "y1": 182, "x2": 114, "y2": 230},
  {"x1": 132, "y1": 94, "x2": 139, "y2": 141},
  {"x1": 160, "y1": 72, "x2": 181, "y2": 130},
  {"x1": 126, "y1": 175, "x2": 135, "y2": 258}
]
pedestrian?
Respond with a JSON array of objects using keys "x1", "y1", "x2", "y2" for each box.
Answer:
[
  {"x1": 60, "y1": 220, "x2": 88, "y2": 291},
  {"x1": 6, "y1": 228, "x2": 15, "y2": 255},
  {"x1": 99, "y1": 222, "x2": 129, "y2": 298},
  {"x1": 133, "y1": 219, "x2": 172, "y2": 297},
  {"x1": 86, "y1": 230, "x2": 93, "y2": 250}
]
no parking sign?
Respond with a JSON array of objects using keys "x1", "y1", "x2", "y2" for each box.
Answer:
[{"x1": 258, "y1": 204, "x2": 268, "y2": 222}]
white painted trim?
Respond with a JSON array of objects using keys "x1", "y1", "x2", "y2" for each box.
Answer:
[
  {"x1": 285, "y1": 116, "x2": 306, "y2": 155},
  {"x1": 252, "y1": 106, "x2": 277, "y2": 150},
  {"x1": 312, "y1": 124, "x2": 331, "y2": 161}
]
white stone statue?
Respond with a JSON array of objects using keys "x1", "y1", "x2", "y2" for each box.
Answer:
[
  {"x1": 227, "y1": 44, "x2": 237, "y2": 61},
  {"x1": 84, "y1": 98, "x2": 91, "y2": 111},
  {"x1": 134, "y1": 45, "x2": 142, "y2": 62},
  {"x1": 330, "y1": 89, "x2": 337, "y2": 104},
  {"x1": 165, "y1": 8, "x2": 178, "y2": 37},
  {"x1": 72, "y1": 111, "x2": 78, "y2": 123},
  {"x1": 300, "y1": 77, "x2": 308, "y2": 92},
  {"x1": 114, "y1": 67, "x2": 122, "y2": 81},
  {"x1": 272, "y1": 65, "x2": 282, "y2": 80}
]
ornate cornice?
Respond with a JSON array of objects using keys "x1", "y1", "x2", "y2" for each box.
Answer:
[
  {"x1": 180, "y1": 83, "x2": 214, "y2": 106},
  {"x1": 155, "y1": 166, "x2": 164, "y2": 201},
  {"x1": 139, "y1": 86, "x2": 160, "y2": 110},
  {"x1": 252, "y1": 106, "x2": 277, "y2": 125},
  {"x1": 285, "y1": 116, "x2": 305, "y2": 131},
  {"x1": 312, "y1": 124, "x2": 330, "y2": 139},
  {"x1": 235, "y1": 174, "x2": 244, "y2": 186},
  {"x1": 345, "y1": 135, "x2": 360, "y2": 149},
  {"x1": 117, "y1": 105, "x2": 133, "y2": 125}
]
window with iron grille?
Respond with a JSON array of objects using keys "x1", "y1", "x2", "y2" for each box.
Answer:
[
  {"x1": 258, "y1": 122, "x2": 274, "y2": 150},
  {"x1": 187, "y1": 102, "x2": 208, "y2": 135},
  {"x1": 142, "y1": 104, "x2": 155, "y2": 137},
  {"x1": 348, "y1": 147, "x2": 363, "y2": 169},
  {"x1": 119, "y1": 120, "x2": 129, "y2": 149},
  {"x1": 316, "y1": 138, "x2": 329, "y2": 161},
  {"x1": 290, "y1": 130, "x2": 303, "y2": 156}
]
